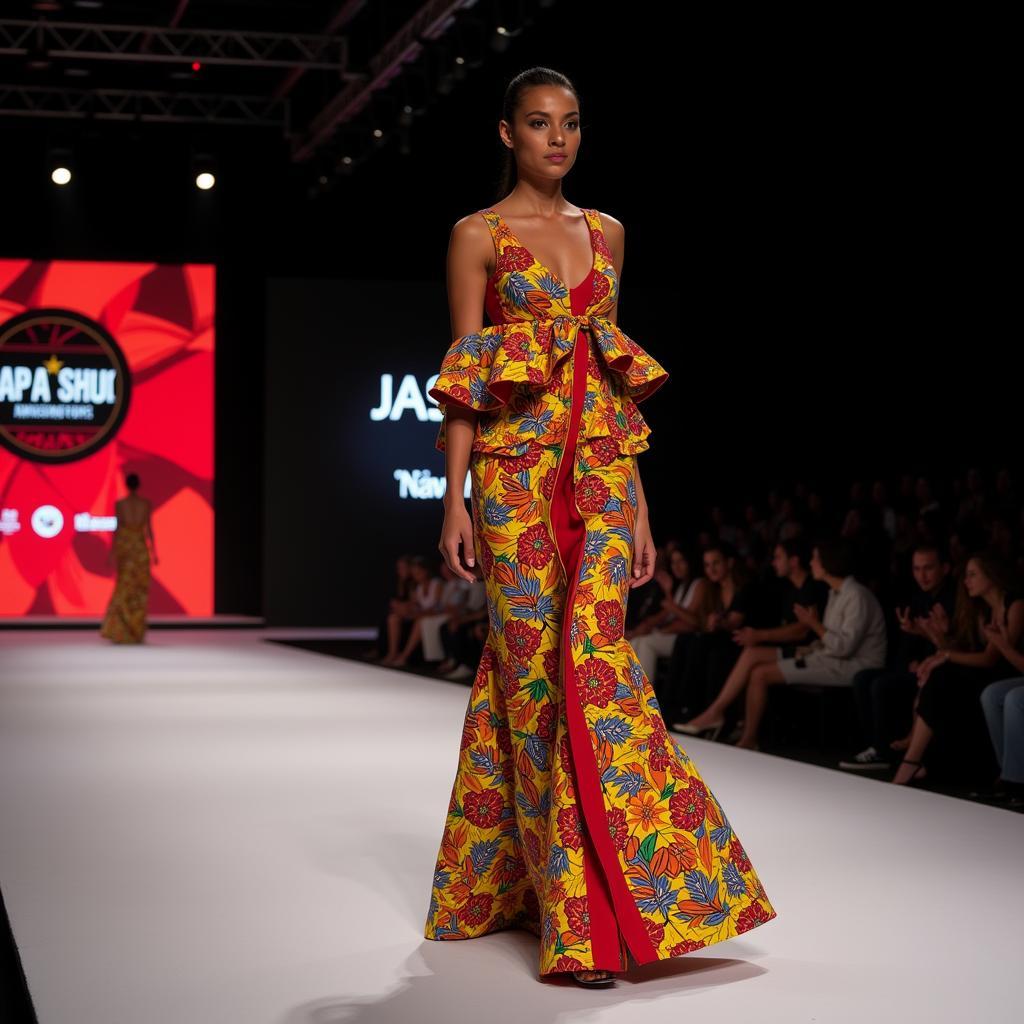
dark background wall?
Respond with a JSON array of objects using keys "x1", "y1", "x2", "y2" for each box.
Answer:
[{"x1": 0, "y1": 6, "x2": 1005, "y2": 620}]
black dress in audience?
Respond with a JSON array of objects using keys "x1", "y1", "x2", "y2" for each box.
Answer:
[
  {"x1": 849, "y1": 574, "x2": 958, "y2": 760},
  {"x1": 914, "y1": 592, "x2": 1024, "y2": 782},
  {"x1": 663, "y1": 582, "x2": 756, "y2": 722}
]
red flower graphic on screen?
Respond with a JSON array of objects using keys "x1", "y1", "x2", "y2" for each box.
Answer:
[{"x1": 0, "y1": 259, "x2": 214, "y2": 616}]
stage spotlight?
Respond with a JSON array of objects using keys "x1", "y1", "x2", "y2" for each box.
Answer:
[
  {"x1": 191, "y1": 151, "x2": 217, "y2": 191},
  {"x1": 48, "y1": 147, "x2": 74, "y2": 186}
]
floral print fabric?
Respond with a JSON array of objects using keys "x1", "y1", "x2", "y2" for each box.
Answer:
[
  {"x1": 429, "y1": 208, "x2": 668, "y2": 456},
  {"x1": 100, "y1": 525, "x2": 151, "y2": 643},
  {"x1": 424, "y1": 207, "x2": 777, "y2": 976}
]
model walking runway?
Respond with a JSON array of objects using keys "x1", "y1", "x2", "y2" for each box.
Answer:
[{"x1": 423, "y1": 203, "x2": 778, "y2": 976}]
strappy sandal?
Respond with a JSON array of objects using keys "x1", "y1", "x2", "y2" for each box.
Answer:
[
  {"x1": 572, "y1": 968, "x2": 617, "y2": 986},
  {"x1": 892, "y1": 757, "x2": 927, "y2": 785},
  {"x1": 572, "y1": 933, "x2": 628, "y2": 986}
]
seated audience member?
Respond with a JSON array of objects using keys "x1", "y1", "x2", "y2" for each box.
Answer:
[
  {"x1": 662, "y1": 541, "x2": 756, "y2": 727},
  {"x1": 892, "y1": 551, "x2": 1024, "y2": 785},
  {"x1": 380, "y1": 555, "x2": 444, "y2": 667},
  {"x1": 628, "y1": 547, "x2": 701, "y2": 682},
  {"x1": 437, "y1": 579, "x2": 488, "y2": 681},
  {"x1": 419, "y1": 561, "x2": 472, "y2": 667},
  {"x1": 698, "y1": 538, "x2": 887, "y2": 750},
  {"x1": 978, "y1": 642, "x2": 1024, "y2": 806},
  {"x1": 371, "y1": 554, "x2": 413, "y2": 661},
  {"x1": 839, "y1": 542, "x2": 957, "y2": 771},
  {"x1": 672, "y1": 537, "x2": 829, "y2": 738}
]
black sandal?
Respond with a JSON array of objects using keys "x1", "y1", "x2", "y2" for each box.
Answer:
[
  {"x1": 893, "y1": 757, "x2": 927, "y2": 785},
  {"x1": 572, "y1": 969, "x2": 617, "y2": 986}
]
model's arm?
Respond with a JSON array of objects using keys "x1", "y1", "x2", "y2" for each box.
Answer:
[
  {"x1": 601, "y1": 213, "x2": 655, "y2": 589},
  {"x1": 599, "y1": 214, "x2": 646, "y2": 515},
  {"x1": 438, "y1": 215, "x2": 493, "y2": 582},
  {"x1": 145, "y1": 500, "x2": 158, "y2": 562}
]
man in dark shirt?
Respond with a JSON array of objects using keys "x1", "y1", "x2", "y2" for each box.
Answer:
[
  {"x1": 773, "y1": 542, "x2": 832, "y2": 657},
  {"x1": 839, "y1": 543, "x2": 956, "y2": 771}
]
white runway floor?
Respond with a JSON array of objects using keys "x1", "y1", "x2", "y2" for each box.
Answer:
[{"x1": 0, "y1": 629, "x2": 1020, "y2": 1024}]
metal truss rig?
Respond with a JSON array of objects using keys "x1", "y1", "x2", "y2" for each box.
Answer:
[
  {"x1": 0, "y1": 84, "x2": 289, "y2": 127},
  {"x1": 0, "y1": 18, "x2": 347, "y2": 70}
]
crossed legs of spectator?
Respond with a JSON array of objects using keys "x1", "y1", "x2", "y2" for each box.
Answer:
[{"x1": 674, "y1": 645, "x2": 783, "y2": 745}]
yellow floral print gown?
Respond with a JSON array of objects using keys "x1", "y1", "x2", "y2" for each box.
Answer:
[
  {"x1": 424, "y1": 207, "x2": 778, "y2": 976},
  {"x1": 100, "y1": 523, "x2": 151, "y2": 643}
]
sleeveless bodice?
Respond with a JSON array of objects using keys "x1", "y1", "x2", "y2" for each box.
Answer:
[{"x1": 429, "y1": 206, "x2": 668, "y2": 456}]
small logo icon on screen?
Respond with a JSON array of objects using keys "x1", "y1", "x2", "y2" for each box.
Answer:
[{"x1": 31, "y1": 504, "x2": 64, "y2": 538}]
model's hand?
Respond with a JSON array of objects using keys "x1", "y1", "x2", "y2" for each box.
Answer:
[
  {"x1": 630, "y1": 514, "x2": 655, "y2": 588},
  {"x1": 440, "y1": 501, "x2": 478, "y2": 582}
]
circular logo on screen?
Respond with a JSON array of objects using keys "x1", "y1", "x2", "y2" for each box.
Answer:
[
  {"x1": 0, "y1": 308, "x2": 131, "y2": 464},
  {"x1": 31, "y1": 504, "x2": 64, "y2": 538}
]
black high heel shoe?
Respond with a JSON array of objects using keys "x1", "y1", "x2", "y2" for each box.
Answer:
[{"x1": 892, "y1": 757, "x2": 927, "y2": 785}]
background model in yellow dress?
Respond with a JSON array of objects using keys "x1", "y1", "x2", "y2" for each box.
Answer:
[
  {"x1": 101, "y1": 472, "x2": 157, "y2": 644},
  {"x1": 424, "y1": 206, "x2": 778, "y2": 977}
]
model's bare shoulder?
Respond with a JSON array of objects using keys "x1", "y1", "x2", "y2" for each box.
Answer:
[
  {"x1": 595, "y1": 211, "x2": 624, "y2": 277},
  {"x1": 449, "y1": 209, "x2": 492, "y2": 242},
  {"x1": 595, "y1": 210, "x2": 624, "y2": 243},
  {"x1": 448, "y1": 210, "x2": 496, "y2": 277}
]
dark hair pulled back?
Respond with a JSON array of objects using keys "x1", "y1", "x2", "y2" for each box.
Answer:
[{"x1": 495, "y1": 66, "x2": 580, "y2": 201}]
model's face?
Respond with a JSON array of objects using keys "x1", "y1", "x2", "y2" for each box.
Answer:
[
  {"x1": 503, "y1": 85, "x2": 580, "y2": 180},
  {"x1": 912, "y1": 552, "x2": 943, "y2": 591}
]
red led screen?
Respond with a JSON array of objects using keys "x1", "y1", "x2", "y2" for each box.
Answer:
[{"x1": 0, "y1": 259, "x2": 214, "y2": 617}]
